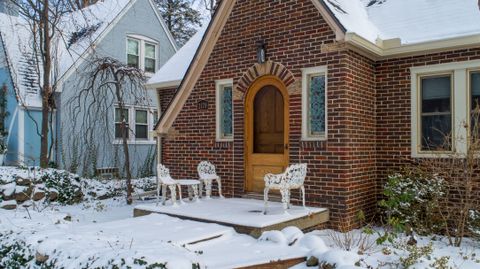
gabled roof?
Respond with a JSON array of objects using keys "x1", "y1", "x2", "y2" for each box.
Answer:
[
  {"x1": 147, "y1": 24, "x2": 209, "y2": 89},
  {"x1": 0, "y1": 0, "x2": 176, "y2": 107},
  {"x1": 154, "y1": 0, "x2": 480, "y2": 133}
]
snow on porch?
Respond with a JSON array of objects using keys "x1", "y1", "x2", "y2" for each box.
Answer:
[{"x1": 134, "y1": 198, "x2": 329, "y2": 237}]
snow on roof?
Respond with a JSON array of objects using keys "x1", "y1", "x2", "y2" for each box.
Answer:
[
  {"x1": 0, "y1": 0, "x2": 131, "y2": 107},
  {"x1": 324, "y1": 0, "x2": 480, "y2": 44},
  {"x1": 147, "y1": 24, "x2": 208, "y2": 87}
]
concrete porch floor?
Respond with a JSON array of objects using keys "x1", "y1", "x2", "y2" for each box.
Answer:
[{"x1": 134, "y1": 198, "x2": 329, "y2": 238}]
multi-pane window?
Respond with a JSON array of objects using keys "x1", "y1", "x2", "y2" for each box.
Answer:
[
  {"x1": 216, "y1": 80, "x2": 233, "y2": 141},
  {"x1": 115, "y1": 108, "x2": 129, "y2": 139},
  {"x1": 411, "y1": 61, "x2": 480, "y2": 157},
  {"x1": 144, "y1": 43, "x2": 156, "y2": 73},
  {"x1": 420, "y1": 75, "x2": 452, "y2": 151},
  {"x1": 135, "y1": 110, "x2": 148, "y2": 140},
  {"x1": 114, "y1": 106, "x2": 157, "y2": 142},
  {"x1": 127, "y1": 39, "x2": 139, "y2": 68},
  {"x1": 126, "y1": 37, "x2": 157, "y2": 73},
  {"x1": 302, "y1": 66, "x2": 327, "y2": 140}
]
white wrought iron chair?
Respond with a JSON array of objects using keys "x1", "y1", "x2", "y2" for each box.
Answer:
[
  {"x1": 263, "y1": 164, "x2": 307, "y2": 214},
  {"x1": 197, "y1": 161, "x2": 223, "y2": 199},
  {"x1": 157, "y1": 164, "x2": 200, "y2": 205}
]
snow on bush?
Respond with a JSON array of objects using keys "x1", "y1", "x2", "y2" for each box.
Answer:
[
  {"x1": 379, "y1": 171, "x2": 445, "y2": 236},
  {"x1": 0, "y1": 167, "x2": 156, "y2": 207}
]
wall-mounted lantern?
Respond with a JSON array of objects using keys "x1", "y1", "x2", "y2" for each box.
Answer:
[{"x1": 257, "y1": 40, "x2": 266, "y2": 64}]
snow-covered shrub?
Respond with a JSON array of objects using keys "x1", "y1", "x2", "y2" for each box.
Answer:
[
  {"x1": 0, "y1": 232, "x2": 34, "y2": 268},
  {"x1": 379, "y1": 171, "x2": 445, "y2": 236},
  {"x1": 41, "y1": 170, "x2": 83, "y2": 205},
  {"x1": 398, "y1": 243, "x2": 434, "y2": 268}
]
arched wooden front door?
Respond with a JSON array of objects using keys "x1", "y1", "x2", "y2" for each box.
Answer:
[{"x1": 245, "y1": 76, "x2": 289, "y2": 193}]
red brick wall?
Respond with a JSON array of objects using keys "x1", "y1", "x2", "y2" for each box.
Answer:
[
  {"x1": 157, "y1": 88, "x2": 177, "y2": 114},
  {"x1": 159, "y1": 0, "x2": 378, "y2": 229}
]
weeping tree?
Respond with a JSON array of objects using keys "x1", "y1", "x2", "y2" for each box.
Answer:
[{"x1": 67, "y1": 57, "x2": 148, "y2": 204}]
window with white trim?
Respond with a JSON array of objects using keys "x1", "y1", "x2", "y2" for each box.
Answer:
[
  {"x1": 411, "y1": 60, "x2": 480, "y2": 157},
  {"x1": 302, "y1": 66, "x2": 327, "y2": 141},
  {"x1": 114, "y1": 106, "x2": 157, "y2": 143},
  {"x1": 126, "y1": 36, "x2": 157, "y2": 74},
  {"x1": 114, "y1": 108, "x2": 129, "y2": 139},
  {"x1": 216, "y1": 79, "x2": 233, "y2": 141},
  {"x1": 419, "y1": 74, "x2": 453, "y2": 151}
]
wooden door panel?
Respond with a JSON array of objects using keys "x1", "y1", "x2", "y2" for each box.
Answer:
[{"x1": 245, "y1": 78, "x2": 289, "y2": 194}]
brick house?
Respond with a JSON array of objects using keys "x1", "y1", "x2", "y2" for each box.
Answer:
[{"x1": 146, "y1": 0, "x2": 480, "y2": 228}]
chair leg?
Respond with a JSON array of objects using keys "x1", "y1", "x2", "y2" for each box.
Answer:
[
  {"x1": 280, "y1": 188, "x2": 289, "y2": 211},
  {"x1": 205, "y1": 179, "x2": 212, "y2": 199},
  {"x1": 188, "y1": 186, "x2": 193, "y2": 200},
  {"x1": 199, "y1": 181, "x2": 204, "y2": 198},
  {"x1": 301, "y1": 186, "x2": 306, "y2": 208},
  {"x1": 263, "y1": 187, "x2": 269, "y2": 215},
  {"x1": 168, "y1": 185, "x2": 177, "y2": 205},
  {"x1": 193, "y1": 184, "x2": 199, "y2": 201},
  {"x1": 178, "y1": 185, "x2": 185, "y2": 204},
  {"x1": 216, "y1": 178, "x2": 224, "y2": 198},
  {"x1": 162, "y1": 184, "x2": 167, "y2": 205},
  {"x1": 156, "y1": 181, "x2": 160, "y2": 206}
]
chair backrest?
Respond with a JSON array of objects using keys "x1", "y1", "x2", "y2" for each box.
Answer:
[
  {"x1": 284, "y1": 163, "x2": 307, "y2": 185},
  {"x1": 157, "y1": 164, "x2": 176, "y2": 184},
  {"x1": 197, "y1": 161, "x2": 216, "y2": 179}
]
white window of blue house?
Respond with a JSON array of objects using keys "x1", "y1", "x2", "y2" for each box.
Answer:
[
  {"x1": 216, "y1": 79, "x2": 233, "y2": 141},
  {"x1": 135, "y1": 109, "x2": 148, "y2": 140},
  {"x1": 114, "y1": 106, "x2": 157, "y2": 143},
  {"x1": 127, "y1": 39, "x2": 140, "y2": 69},
  {"x1": 114, "y1": 108, "x2": 129, "y2": 139},
  {"x1": 302, "y1": 66, "x2": 327, "y2": 141},
  {"x1": 126, "y1": 35, "x2": 158, "y2": 74}
]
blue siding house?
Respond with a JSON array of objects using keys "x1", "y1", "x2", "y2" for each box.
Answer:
[{"x1": 0, "y1": 0, "x2": 177, "y2": 176}]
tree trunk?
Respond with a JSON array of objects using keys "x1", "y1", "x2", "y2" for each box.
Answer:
[
  {"x1": 113, "y1": 72, "x2": 133, "y2": 205},
  {"x1": 40, "y1": 0, "x2": 51, "y2": 168}
]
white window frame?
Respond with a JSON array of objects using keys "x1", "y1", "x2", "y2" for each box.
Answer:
[
  {"x1": 301, "y1": 66, "x2": 328, "y2": 141},
  {"x1": 113, "y1": 105, "x2": 158, "y2": 145},
  {"x1": 126, "y1": 35, "x2": 158, "y2": 76},
  {"x1": 410, "y1": 60, "x2": 480, "y2": 158},
  {"x1": 215, "y1": 79, "x2": 234, "y2": 142}
]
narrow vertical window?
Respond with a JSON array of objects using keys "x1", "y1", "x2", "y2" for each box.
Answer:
[
  {"x1": 470, "y1": 71, "x2": 480, "y2": 137},
  {"x1": 420, "y1": 75, "x2": 452, "y2": 151},
  {"x1": 302, "y1": 66, "x2": 327, "y2": 140},
  {"x1": 135, "y1": 110, "x2": 148, "y2": 140},
  {"x1": 216, "y1": 80, "x2": 233, "y2": 141},
  {"x1": 127, "y1": 39, "x2": 139, "y2": 68},
  {"x1": 115, "y1": 108, "x2": 129, "y2": 139},
  {"x1": 144, "y1": 43, "x2": 156, "y2": 73},
  {"x1": 308, "y1": 74, "x2": 326, "y2": 136}
]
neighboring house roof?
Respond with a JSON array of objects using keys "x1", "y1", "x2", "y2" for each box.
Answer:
[
  {"x1": 154, "y1": 0, "x2": 480, "y2": 133},
  {"x1": 325, "y1": 0, "x2": 480, "y2": 45},
  {"x1": 147, "y1": 24, "x2": 208, "y2": 89},
  {"x1": 0, "y1": 0, "x2": 176, "y2": 107}
]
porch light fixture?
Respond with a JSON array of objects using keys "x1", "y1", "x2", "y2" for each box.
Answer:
[{"x1": 257, "y1": 40, "x2": 266, "y2": 64}]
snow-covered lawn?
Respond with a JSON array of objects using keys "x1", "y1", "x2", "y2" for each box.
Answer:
[
  {"x1": 1, "y1": 166, "x2": 480, "y2": 269},
  {"x1": 0, "y1": 199, "x2": 317, "y2": 268}
]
